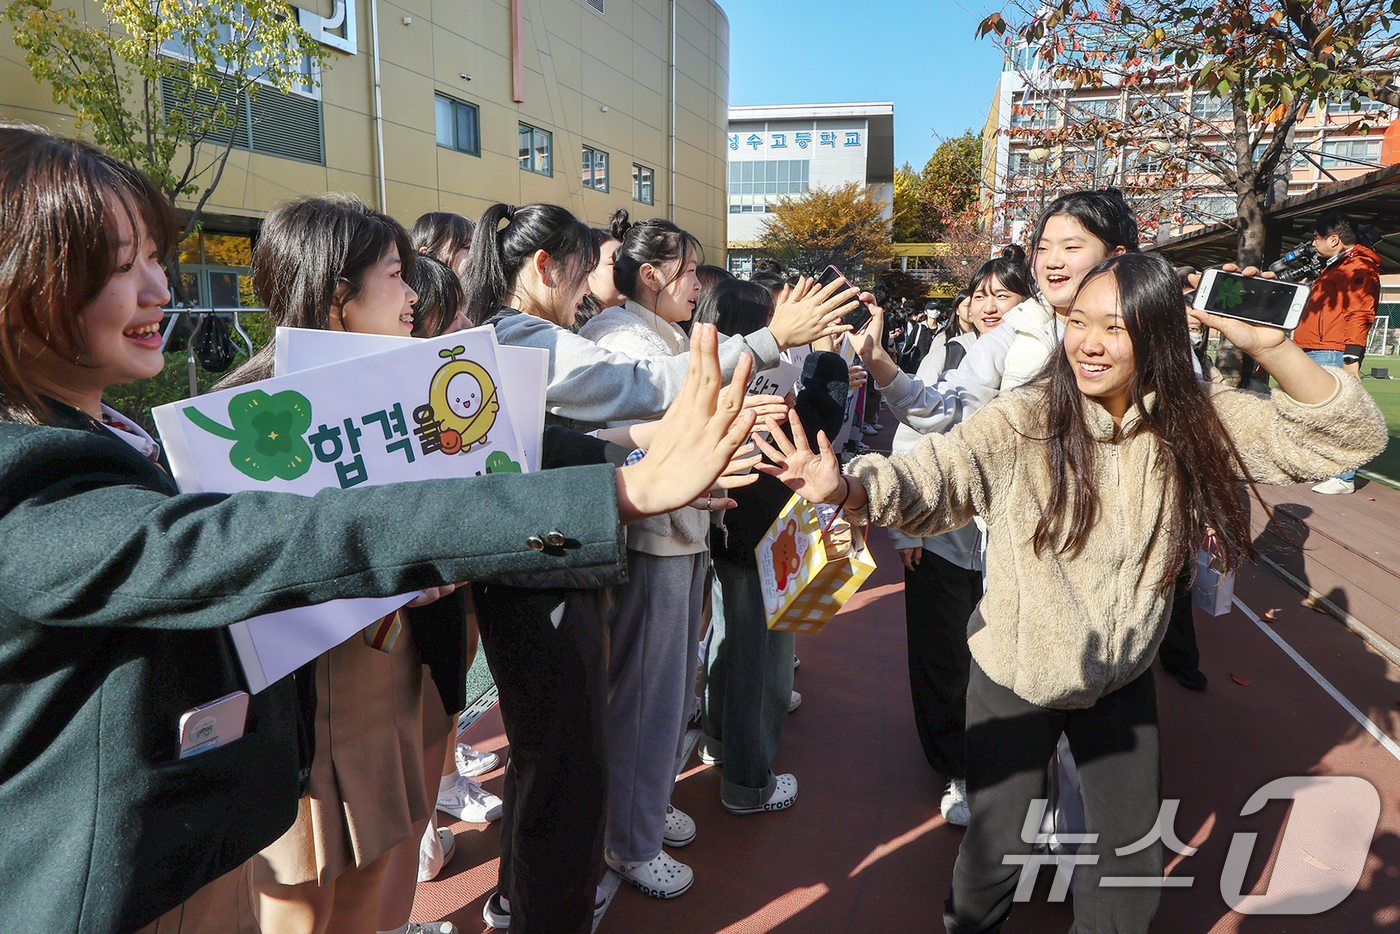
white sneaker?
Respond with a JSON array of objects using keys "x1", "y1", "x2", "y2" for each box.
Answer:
[
  {"x1": 1311, "y1": 477, "x2": 1355, "y2": 495},
  {"x1": 941, "y1": 779, "x2": 970, "y2": 826},
  {"x1": 663, "y1": 805, "x2": 696, "y2": 847},
  {"x1": 417, "y1": 824, "x2": 455, "y2": 882},
  {"x1": 605, "y1": 849, "x2": 694, "y2": 898},
  {"x1": 788, "y1": 690, "x2": 802, "y2": 712},
  {"x1": 455, "y1": 742, "x2": 500, "y2": 778},
  {"x1": 437, "y1": 775, "x2": 503, "y2": 822}
]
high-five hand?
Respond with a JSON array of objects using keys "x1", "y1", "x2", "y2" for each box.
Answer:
[
  {"x1": 751, "y1": 408, "x2": 852, "y2": 506},
  {"x1": 616, "y1": 323, "x2": 759, "y2": 523}
]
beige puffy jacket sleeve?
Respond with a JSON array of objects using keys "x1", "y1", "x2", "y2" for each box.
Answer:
[{"x1": 1209, "y1": 368, "x2": 1387, "y2": 484}]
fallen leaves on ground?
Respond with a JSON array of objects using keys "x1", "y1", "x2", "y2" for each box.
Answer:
[{"x1": 1230, "y1": 674, "x2": 1250, "y2": 686}]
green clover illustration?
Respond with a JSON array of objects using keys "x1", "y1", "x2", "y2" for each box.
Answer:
[
  {"x1": 183, "y1": 389, "x2": 315, "y2": 482},
  {"x1": 485, "y1": 451, "x2": 522, "y2": 474},
  {"x1": 1216, "y1": 276, "x2": 1245, "y2": 309}
]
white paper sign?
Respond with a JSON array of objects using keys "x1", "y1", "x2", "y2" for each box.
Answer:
[
  {"x1": 154, "y1": 329, "x2": 527, "y2": 691},
  {"x1": 746, "y1": 351, "x2": 802, "y2": 400},
  {"x1": 274, "y1": 327, "x2": 548, "y2": 475}
]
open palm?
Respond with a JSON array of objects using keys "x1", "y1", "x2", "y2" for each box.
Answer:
[{"x1": 752, "y1": 409, "x2": 846, "y2": 504}]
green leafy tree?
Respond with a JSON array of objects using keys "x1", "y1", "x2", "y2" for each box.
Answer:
[
  {"x1": 5, "y1": 0, "x2": 328, "y2": 299},
  {"x1": 922, "y1": 129, "x2": 984, "y2": 238},
  {"x1": 755, "y1": 182, "x2": 895, "y2": 282}
]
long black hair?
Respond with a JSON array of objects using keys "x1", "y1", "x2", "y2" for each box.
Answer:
[
  {"x1": 1031, "y1": 252, "x2": 1257, "y2": 591},
  {"x1": 693, "y1": 278, "x2": 774, "y2": 336},
  {"x1": 220, "y1": 194, "x2": 413, "y2": 387},
  {"x1": 411, "y1": 212, "x2": 474, "y2": 265},
  {"x1": 461, "y1": 203, "x2": 598, "y2": 325},
  {"x1": 410, "y1": 254, "x2": 466, "y2": 337},
  {"x1": 611, "y1": 215, "x2": 702, "y2": 303}
]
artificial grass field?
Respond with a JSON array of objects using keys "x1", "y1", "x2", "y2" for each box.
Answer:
[{"x1": 1358, "y1": 358, "x2": 1400, "y2": 485}]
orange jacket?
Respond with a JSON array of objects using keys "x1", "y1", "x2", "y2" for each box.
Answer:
[{"x1": 1292, "y1": 244, "x2": 1381, "y2": 354}]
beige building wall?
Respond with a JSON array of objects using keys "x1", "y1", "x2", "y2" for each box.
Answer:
[{"x1": 1, "y1": 0, "x2": 730, "y2": 259}]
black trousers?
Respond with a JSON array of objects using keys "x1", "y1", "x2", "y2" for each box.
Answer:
[
  {"x1": 903, "y1": 549, "x2": 979, "y2": 779},
  {"x1": 1158, "y1": 568, "x2": 1200, "y2": 673},
  {"x1": 473, "y1": 583, "x2": 608, "y2": 934},
  {"x1": 946, "y1": 661, "x2": 1162, "y2": 934}
]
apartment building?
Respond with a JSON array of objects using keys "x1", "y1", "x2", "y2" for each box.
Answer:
[{"x1": 981, "y1": 65, "x2": 1398, "y2": 246}]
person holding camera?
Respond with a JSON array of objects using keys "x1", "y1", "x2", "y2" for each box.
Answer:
[{"x1": 1291, "y1": 210, "x2": 1381, "y2": 494}]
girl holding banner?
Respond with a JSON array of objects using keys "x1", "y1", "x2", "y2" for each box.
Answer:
[{"x1": 0, "y1": 123, "x2": 759, "y2": 934}]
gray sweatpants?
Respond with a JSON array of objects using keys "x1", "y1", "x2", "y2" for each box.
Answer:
[{"x1": 604, "y1": 549, "x2": 708, "y2": 862}]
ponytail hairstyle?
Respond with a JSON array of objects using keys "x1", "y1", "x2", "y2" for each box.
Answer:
[
  {"x1": 1030, "y1": 252, "x2": 1257, "y2": 592},
  {"x1": 410, "y1": 254, "x2": 467, "y2": 337},
  {"x1": 0, "y1": 122, "x2": 177, "y2": 424},
  {"x1": 611, "y1": 215, "x2": 703, "y2": 304},
  {"x1": 970, "y1": 244, "x2": 1031, "y2": 301},
  {"x1": 693, "y1": 278, "x2": 774, "y2": 336},
  {"x1": 461, "y1": 203, "x2": 598, "y2": 326},
  {"x1": 1028, "y1": 189, "x2": 1140, "y2": 295},
  {"x1": 411, "y1": 212, "x2": 475, "y2": 265},
  {"x1": 219, "y1": 194, "x2": 413, "y2": 388}
]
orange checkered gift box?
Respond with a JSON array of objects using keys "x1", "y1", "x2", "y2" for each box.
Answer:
[{"x1": 757, "y1": 494, "x2": 877, "y2": 633}]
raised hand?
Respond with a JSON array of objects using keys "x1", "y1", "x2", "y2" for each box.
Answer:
[
  {"x1": 751, "y1": 408, "x2": 848, "y2": 505},
  {"x1": 615, "y1": 323, "x2": 759, "y2": 523},
  {"x1": 1187, "y1": 306, "x2": 1289, "y2": 358},
  {"x1": 768, "y1": 275, "x2": 859, "y2": 350}
]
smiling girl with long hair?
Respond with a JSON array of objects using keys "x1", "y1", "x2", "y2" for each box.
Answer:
[{"x1": 760, "y1": 251, "x2": 1385, "y2": 933}]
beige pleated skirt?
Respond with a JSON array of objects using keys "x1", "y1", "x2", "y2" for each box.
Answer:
[{"x1": 254, "y1": 619, "x2": 448, "y2": 886}]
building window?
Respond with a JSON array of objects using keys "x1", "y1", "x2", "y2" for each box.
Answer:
[
  {"x1": 582, "y1": 146, "x2": 609, "y2": 191},
  {"x1": 519, "y1": 124, "x2": 552, "y2": 175},
  {"x1": 1074, "y1": 97, "x2": 1119, "y2": 121},
  {"x1": 172, "y1": 230, "x2": 257, "y2": 309},
  {"x1": 632, "y1": 164, "x2": 654, "y2": 204},
  {"x1": 1319, "y1": 138, "x2": 1381, "y2": 168},
  {"x1": 1191, "y1": 92, "x2": 1231, "y2": 121},
  {"x1": 1326, "y1": 94, "x2": 1388, "y2": 115},
  {"x1": 160, "y1": 69, "x2": 324, "y2": 165},
  {"x1": 435, "y1": 94, "x2": 480, "y2": 156},
  {"x1": 586, "y1": 0, "x2": 604, "y2": 12},
  {"x1": 727, "y1": 159, "x2": 810, "y2": 214}
]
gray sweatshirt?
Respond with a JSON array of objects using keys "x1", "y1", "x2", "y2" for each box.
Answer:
[{"x1": 492, "y1": 309, "x2": 781, "y2": 425}]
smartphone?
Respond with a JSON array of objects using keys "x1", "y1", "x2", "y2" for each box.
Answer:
[
  {"x1": 178, "y1": 690, "x2": 249, "y2": 759},
  {"x1": 1195, "y1": 267, "x2": 1310, "y2": 330},
  {"x1": 815, "y1": 265, "x2": 871, "y2": 332}
]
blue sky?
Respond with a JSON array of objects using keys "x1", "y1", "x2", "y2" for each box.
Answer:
[{"x1": 723, "y1": 0, "x2": 1007, "y2": 169}]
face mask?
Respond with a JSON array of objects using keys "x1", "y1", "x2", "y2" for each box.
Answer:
[{"x1": 1189, "y1": 330, "x2": 1204, "y2": 348}]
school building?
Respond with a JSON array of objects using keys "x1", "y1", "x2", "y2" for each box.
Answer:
[
  {"x1": 724, "y1": 102, "x2": 895, "y2": 277},
  {"x1": 1, "y1": 0, "x2": 732, "y2": 308}
]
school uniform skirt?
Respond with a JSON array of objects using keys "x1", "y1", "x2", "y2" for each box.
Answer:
[{"x1": 255, "y1": 620, "x2": 448, "y2": 886}]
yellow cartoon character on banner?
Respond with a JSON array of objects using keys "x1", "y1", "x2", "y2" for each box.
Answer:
[{"x1": 428, "y1": 346, "x2": 499, "y2": 454}]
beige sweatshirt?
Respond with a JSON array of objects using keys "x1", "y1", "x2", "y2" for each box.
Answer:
[{"x1": 848, "y1": 369, "x2": 1387, "y2": 709}]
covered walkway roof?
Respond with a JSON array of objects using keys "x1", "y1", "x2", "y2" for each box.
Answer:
[{"x1": 1152, "y1": 162, "x2": 1400, "y2": 271}]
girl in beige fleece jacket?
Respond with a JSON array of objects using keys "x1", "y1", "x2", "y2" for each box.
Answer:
[{"x1": 759, "y1": 253, "x2": 1387, "y2": 934}]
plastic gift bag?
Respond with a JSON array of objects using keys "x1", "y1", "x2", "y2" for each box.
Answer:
[
  {"x1": 1191, "y1": 533, "x2": 1234, "y2": 616},
  {"x1": 756, "y1": 494, "x2": 876, "y2": 633}
]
